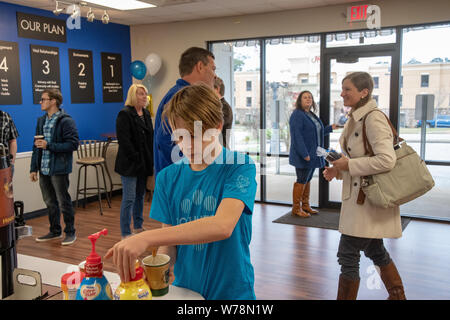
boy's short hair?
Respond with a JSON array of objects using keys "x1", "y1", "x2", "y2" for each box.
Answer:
[
  {"x1": 162, "y1": 84, "x2": 223, "y2": 135},
  {"x1": 179, "y1": 47, "x2": 215, "y2": 77},
  {"x1": 125, "y1": 84, "x2": 148, "y2": 107}
]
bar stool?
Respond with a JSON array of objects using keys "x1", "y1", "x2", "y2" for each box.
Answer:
[
  {"x1": 100, "y1": 132, "x2": 122, "y2": 200},
  {"x1": 75, "y1": 140, "x2": 111, "y2": 215}
]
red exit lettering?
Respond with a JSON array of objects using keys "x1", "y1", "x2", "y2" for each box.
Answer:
[{"x1": 348, "y1": 5, "x2": 369, "y2": 22}]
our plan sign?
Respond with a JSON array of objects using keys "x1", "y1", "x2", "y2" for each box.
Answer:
[{"x1": 16, "y1": 12, "x2": 66, "y2": 43}]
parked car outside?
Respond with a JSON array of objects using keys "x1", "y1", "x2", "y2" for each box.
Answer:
[{"x1": 417, "y1": 114, "x2": 450, "y2": 128}]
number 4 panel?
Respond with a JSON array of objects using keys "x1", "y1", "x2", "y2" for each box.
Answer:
[
  {"x1": 0, "y1": 40, "x2": 22, "y2": 105},
  {"x1": 69, "y1": 49, "x2": 94, "y2": 103},
  {"x1": 30, "y1": 44, "x2": 61, "y2": 104}
]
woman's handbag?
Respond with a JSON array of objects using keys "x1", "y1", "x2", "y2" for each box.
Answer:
[{"x1": 358, "y1": 110, "x2": 435, "y2": 208}]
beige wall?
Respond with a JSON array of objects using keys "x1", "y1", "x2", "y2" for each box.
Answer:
[{"x1": 130, "y1": 0, "x2": 450, "y2": 109}]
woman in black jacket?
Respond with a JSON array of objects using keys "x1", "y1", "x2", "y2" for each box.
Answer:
[{"x1": 115, "y1": 84, "x2": 153, "y2": 239}]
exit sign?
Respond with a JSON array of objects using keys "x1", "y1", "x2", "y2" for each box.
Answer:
[{"x1": 347, "y1": 4, "x2": 369, "y2": 22}]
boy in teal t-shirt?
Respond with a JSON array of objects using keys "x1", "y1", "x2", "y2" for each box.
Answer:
[{"x1": 106, "y1": 84, "x2": 257, "y2": 300}]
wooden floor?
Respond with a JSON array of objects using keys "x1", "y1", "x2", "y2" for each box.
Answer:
[{"x1": 17, "y1": 194, "x2": 450, "y2": 300}]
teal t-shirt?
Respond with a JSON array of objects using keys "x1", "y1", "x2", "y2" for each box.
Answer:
[{"x1": 150, "y1": 148, "x2": 257, "y2": 300}]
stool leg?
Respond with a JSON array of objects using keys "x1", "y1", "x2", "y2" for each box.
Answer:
[
  {"x1": 76, "y1": 165, "x2": 83, "y2": 208},
  {"x1": 102, "y1": 142, "x2": 114, "y2": 201},
  {"x1": 95, "y1": 165, "x2": 103, "y2": 215},
  {"x1": 100, "y1": 164, "x2": 111, "y2": 208},
  {"x1": 83, "y1": 165, "x2": 88, "y2": 208}
]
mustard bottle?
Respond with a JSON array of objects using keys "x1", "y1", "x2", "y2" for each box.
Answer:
[{"x1": 114, "y1": 261, "x2": 152, "y2": 300}]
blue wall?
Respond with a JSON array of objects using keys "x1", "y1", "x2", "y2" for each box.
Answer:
[{"x1": 0, "y1": 1, "x2": 132, "y2": 152}]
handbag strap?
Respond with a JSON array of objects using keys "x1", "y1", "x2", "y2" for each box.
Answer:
[{"x1": 361, "y1": 109, "x2": 402, "y2": 156}]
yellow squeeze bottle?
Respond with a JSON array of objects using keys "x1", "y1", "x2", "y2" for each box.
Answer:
[{"x1": 114, "y1": 261, "x2": 152, "y2": 300}]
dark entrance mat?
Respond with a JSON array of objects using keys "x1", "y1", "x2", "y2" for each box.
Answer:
[{"x1": 273, "y1": 209, "x2": 411, "y2": 231}]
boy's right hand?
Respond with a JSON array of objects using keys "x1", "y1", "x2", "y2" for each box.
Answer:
[{"x1": 30, "y1": 172, "x2": 38, "y2": 182}]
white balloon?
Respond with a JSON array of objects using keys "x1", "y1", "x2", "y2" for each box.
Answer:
[{"x1": 145, "y1": 53, "x2": 162, "y2": 76}]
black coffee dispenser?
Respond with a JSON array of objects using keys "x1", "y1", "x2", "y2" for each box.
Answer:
[{"x1": 0, "y1": 144, "x2": 16, "y2": 299}]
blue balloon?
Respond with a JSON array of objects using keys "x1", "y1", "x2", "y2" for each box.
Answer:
[{"x1": 130, "y1": 60, "x2": 147, "y2": 80}]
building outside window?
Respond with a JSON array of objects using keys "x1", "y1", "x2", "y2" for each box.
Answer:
[
  {"x1": 421, "y1": 74, "x2": 429, "y2": 87},
  {"x1": 373, "y1": 76, "x2": 379, "y2": 88}
]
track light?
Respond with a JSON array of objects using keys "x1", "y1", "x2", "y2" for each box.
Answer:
[
  {"x1": 101, "y1": 10, "x2": 109, "y2": 24},
  {"x1": 87, "y1": 8, "x2": 95, "y2": 22},
  {"x1": 53, "y1": 1, "x2": 63, "y2": 16},
  {"x1": 70, "y1": 4, "x2": 80, "y2": 19}
]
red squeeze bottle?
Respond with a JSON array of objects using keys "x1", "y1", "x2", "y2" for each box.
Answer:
[
  {"x1": 76, "y1": 228, "x2": 113, "y2": 300},
  {"x1": 85, "y1": 228, "x2": 108, "y2": 277}
]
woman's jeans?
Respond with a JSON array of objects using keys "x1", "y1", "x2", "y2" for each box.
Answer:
[
  {"x1": 295, "y1": 168, "x2": 315, "y2": 184},
  {"x1": 39, "y1": 173, "x2": 75, "y2": 236},
  {"x1": 337, "y1": 234, "x2": 392, "y2": 280},
  {"x1": 120, "y1": 175, "x2": 147, "y2": 237}
]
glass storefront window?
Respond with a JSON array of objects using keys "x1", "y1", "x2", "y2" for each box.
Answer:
[
  {"x1": 211, "y1": 41, "x2": 261, "y2": 200},
  {"x1": 264, "y1": 37, "x2": 321, "y2": 203},
  {"x1": 399, "y1": 23, "x2": 450, "y2": 220}
]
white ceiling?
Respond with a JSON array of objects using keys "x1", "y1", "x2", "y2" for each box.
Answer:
[{"x1": 2, "y1": 0, "x2": 362, "y2": 25}]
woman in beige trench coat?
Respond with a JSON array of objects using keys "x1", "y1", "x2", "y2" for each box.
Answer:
[{"x1": 323, "y1": 72, "x2": 406, "y2": 300}]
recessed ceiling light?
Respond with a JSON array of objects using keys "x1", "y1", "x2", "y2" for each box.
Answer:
[{"x1": 84, "y1": 0, "x2": 156, "y2": 10}]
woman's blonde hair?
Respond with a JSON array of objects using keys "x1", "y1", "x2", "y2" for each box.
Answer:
[
  {"x1": 125, "y1": 84, "x2": 148, "y2": 107},
  {"x1": 162, "y1": 84, "x2": 223, "y2": 135}
]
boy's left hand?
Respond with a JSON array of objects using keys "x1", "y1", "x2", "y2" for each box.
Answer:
[{"x1": 104, "y1": 233, "x2": 158, "y2": 283}]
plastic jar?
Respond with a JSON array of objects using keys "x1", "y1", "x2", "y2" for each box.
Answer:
[
  {"x1": 113, "y1": 265, "x2": 152, "y2": 300},
  {"x1": 61, "y1": 271, "x2": 85, "y2": 300}
]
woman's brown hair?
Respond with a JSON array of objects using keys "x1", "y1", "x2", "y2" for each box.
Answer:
[
  {"x1": 342, "y1": 72, "x2": 374, "y2": 108},
  {"x1": 295, "y1": 90, "x2": 317, "y2": 113}
]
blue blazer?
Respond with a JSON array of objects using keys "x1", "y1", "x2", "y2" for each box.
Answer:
[{"x1": 289, "y1": 109, "x2": 332, "y2": 169}]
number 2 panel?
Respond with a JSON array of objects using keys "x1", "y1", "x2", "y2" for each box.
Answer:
[{"x1": 69, "y1": 49, "x2": 95, "y2": 103}]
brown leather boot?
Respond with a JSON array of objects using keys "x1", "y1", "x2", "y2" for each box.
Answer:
[
  {"x1": 302, "y1": 182, "x2": 318, "y2": 214},
  {"x1": 337, "y1": 274, "x2": 360, "y2": 300},
  {"x1": 379, "y1": 261, "x2": 406, "y2": 300},
  {"x1": 292, "y1": 183, "x2": 310, "y2": 218}
]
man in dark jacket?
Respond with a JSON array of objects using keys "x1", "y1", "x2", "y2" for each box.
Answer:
[{"x1": 30, "y1": 89, "x2": 79, "y2": 246}]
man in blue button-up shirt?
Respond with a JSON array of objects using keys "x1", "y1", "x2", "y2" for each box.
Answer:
[{"x1": 154, "y1": 47, "x2": 216, "y2": 177}]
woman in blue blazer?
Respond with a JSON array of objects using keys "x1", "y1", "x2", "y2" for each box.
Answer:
[{"x1": 289, "y1": 91, "x2": 336, "y2": 217}]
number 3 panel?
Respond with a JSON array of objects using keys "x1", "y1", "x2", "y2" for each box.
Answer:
[
  {"x1": 69, "y1": 49, "x2": 94, "y2": 103},
  {"x1": 30, "y1": 44, "x2": 61, "y2": 104}
]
